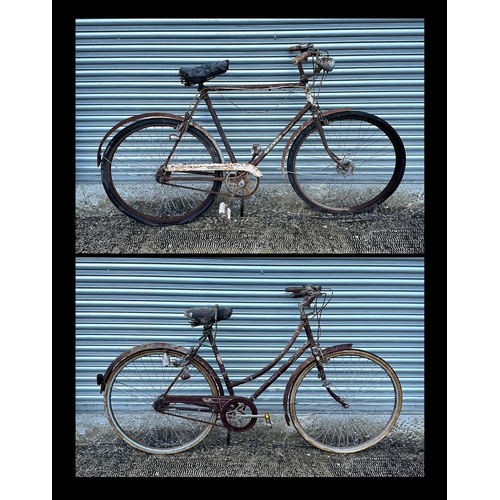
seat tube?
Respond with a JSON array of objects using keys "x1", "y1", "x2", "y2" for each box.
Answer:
[
  {"x1": 209, "y1": 336, "x2": 235, "y2": 396},
  {"x1": 201, "y1": 90, "x2": 238, "y2": 162}
]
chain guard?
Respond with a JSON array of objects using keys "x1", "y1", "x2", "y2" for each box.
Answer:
[
  {"x1": 219, "y1": 397, "x2": 258, "y2": 432},
  {"x1": 153, "y1": 394, "x2": 258, "y2": 432}
]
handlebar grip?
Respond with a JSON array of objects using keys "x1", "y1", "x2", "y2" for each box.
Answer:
[
  {"x1": 285, "y1": 285, "x2": 322, "y2": 298},
  {"x1": 292, "y1": 51, "x2": 311, "y2": 64},
  {"x1": 289, "y1": 43, "x2": 314, "y2": 52}
]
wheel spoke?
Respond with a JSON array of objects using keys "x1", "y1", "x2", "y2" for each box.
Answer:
[
  {"x1": 104, "y1": 349, "x2": 218, "y2": 454},
  {"x1": 290, "y1": 349, "x2": 402, "y2": 453},
  {"x1": 101, "y1": 118, "x2": 223, "y2": 225},
  {"x1": 288, "y1": 111, "x2": 405, "y2": 213}
]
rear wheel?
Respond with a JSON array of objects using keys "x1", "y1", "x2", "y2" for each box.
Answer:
[
  {"x1": 288, "y1": 111, "x2": 406, "y2": 213},
  {"x1": 104, "y1": 347, "x2": 219, "y2": 454},
  {"x1": 101, "y1": 117, "x2": 224, "y2": 226},
  {"x1": 289, "y1": 349, "x2": 402, "y2": 453}
]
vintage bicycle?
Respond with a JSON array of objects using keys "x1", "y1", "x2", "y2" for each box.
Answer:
[
  {"x1": 96, "y1": 285, "x2": 403, "y2": 454},
  {"x1": 96, "y1": 43, "x2": 406, "y2": 226}
]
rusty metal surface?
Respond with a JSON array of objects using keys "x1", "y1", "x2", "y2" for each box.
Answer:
[
  {"x1": 97, "y1": 111, "x2": 226, "y2": 167},
  {"x1": 165, "y1": 163, "x2": 263, "y2": 177},
  {"x1": 98, "y1": 342, "x2": 224, "y2": 396}
]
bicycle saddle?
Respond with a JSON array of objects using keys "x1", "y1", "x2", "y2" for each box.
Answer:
[
  {"x1": 184, "y1": 306, "x2": 233, "y2": 327},
  {"x1": 179, "y1": 60, "x2": 229, "y2": 87}
]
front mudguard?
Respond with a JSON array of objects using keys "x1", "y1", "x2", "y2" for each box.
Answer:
[
  {"x1": 97, "y1": 342, "x2": 224, "y2": 396},
  {"x1": 282, "y1": 343, "x2": 353, "y2": 424}
]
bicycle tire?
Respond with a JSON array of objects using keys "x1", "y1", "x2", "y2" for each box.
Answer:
[
  {"x1": 104, "y1": 347, "x2": 219, "y2": 454},
  {"x1": 289, "y1": 349, "x2": 402, "y2": 453},
  {"x1": 287, "y1": 110, "x2": 406, "y2": 213},
  {"x1": 101, "y1": 117, "x2": 224, "y2": 226}
]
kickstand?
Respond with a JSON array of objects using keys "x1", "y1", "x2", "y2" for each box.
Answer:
[{"x1": 226, "y1": 430, "x2": 232, "y2": 446}]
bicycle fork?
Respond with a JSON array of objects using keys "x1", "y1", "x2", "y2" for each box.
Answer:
[
  {"x1": 312, "y1": 355, "x2": 349, "y2": 409},
  {"x1": 302, "y1": 321, "x2": 350, "y2": 408},
  {"x1": 310, "y1": 110, "x2": 353, "y2": 174}
]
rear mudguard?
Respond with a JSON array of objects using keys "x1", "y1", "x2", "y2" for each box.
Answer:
[
  {"x1": 97, "y1": 342, "x2": 224, "y2": 396},
  {"x1": 96, "y1": 112, "x2": 224, "y2": 167},
  {"x1": 282, "y1": 343, "x2": 353, "y2": 425}
]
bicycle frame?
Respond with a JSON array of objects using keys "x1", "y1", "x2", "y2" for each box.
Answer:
[
  {"x1": 96, "y1": 48, "x2": 352, "y2": 184},
  {"x1": 97, "y1": 43, "x2": 406, "y2": 227},
  {"x1": 167, "y1": 79, "x2": 347, "y2": 173},
  {"x1": 98, "y1": 283, "x2": 403, "y2": 454},
  {"x1": 164, "y1": 301, "x2": 350, "y2": 407},
  {"x1": 195, "y1": 83, "x2": 313, "y2": 166},
  {"x1": 153, "y1": 312, "x2": 354, "y2": 428},
  {"x1": 199, "y1": 313, "x2": 316, "y2": 400}
]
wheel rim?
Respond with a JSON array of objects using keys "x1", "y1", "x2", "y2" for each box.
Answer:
[
  {"x1": 102, "y1": 119, "x2": 223, "y2": 225},
  {"x1": 104, "y1": 349, "x2": 218, "y2": 454},
  {"x1": 288, "y1": 112, "x2": 405, "y2": 213},
  {"x1": 290, "y1": 350, "x2": 402, "y2": 453}
]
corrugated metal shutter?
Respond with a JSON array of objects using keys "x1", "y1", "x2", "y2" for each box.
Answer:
[
  {"x1": 75, "y1": 256, "x2": 424, "y2": 415},
  {"x1": 75, "y1": 18, "x2": 424, "y2": 185}
]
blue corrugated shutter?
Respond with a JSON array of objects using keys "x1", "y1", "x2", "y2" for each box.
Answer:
[
  {"x1": 76, "y1": 18, "x2": 424, "y2": 186},
  {"x1": 75, "y1": 256, "x2": 424, "y2": 415}
]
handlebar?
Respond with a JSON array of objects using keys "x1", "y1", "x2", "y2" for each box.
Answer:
[
  {"x1": 286, "y1": 285, "x2": 331, "y2": 312},
  {"x1": 289, "y1": 43, "x2": 335, "y2": 73},
  {"x1": 289, "y1": 43, "x2": 318, "y2": 65},
  {"x1": 289, "y1": 43, "x2": 315, "y2": 52},
  {"x1": 292, "y1": 51, "x2": 311, "y2": 64},
  {"x1": 286, "y1": 285, "x2": 322, "y2": 298}
]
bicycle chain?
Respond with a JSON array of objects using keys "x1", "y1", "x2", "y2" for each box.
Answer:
[
  {"x1": 156, "y1": 408, "x2": 227, "y2": 428},
  {"x1": 157, "y1": 176, "x2": 252, "y2": 203}
]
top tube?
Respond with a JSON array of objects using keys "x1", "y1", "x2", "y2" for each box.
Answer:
[{"x1": 201, "y1": 81, "x2": 306, "y2": 92}]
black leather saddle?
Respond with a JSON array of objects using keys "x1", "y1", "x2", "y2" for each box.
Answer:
[
  {"x1": 184, "y1": 306, "x2": 233, "y2": 327},
  {"x1": 179, "y1": 60, "x2": 229, "y2": 86}
]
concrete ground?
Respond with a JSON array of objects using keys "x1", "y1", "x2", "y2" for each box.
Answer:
[
  {"x1": 75, "y1": 412, "x2": 424, "y2": 477},
  {"x1": 75, "y1": 182, "x2": 424, "y2": 254}
]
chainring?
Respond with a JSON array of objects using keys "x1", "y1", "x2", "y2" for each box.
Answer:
[
  {"x1": 225, "y1": 172, "x2": 260, "y2": 197},
  {"x1": 219, "y1": 397, "x2": 258, "y2": 432}
]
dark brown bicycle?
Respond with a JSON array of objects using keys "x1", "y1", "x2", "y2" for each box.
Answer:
[
  {"x1": 97, "y1": 285, "x2": 403, "y2": 455},
  {"x1": 97, "y1": 43, "x2": 406, "y2": 226}
]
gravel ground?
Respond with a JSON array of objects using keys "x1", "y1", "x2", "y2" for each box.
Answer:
[
  {"x1": 75, "y1": 413, "x2": 424, "y2": 477},
  {"x1": 75, "y1": 183, "x2": 424, "y2": 254}
]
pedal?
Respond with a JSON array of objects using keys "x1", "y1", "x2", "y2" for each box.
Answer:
[
  {"x1": 265, "y1": 413, "x2": 273, "y2": 430},
  {"x1": 219, "y1": 202, "x2": 231, "y2": 220}
]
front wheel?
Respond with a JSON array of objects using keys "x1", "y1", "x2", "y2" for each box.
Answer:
[
  {"x1": 101, "y1": 117, "x2": 224, "y2": 226},
  {"x1": 289, "y1": 349, "x2": 402, "y2": 453},
  {"x1": 287, "y1": 111, "x2": 406, "y2": 213},
  {"x1": 104, "y1": 347, "x2": 219, "y2": 454}
]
